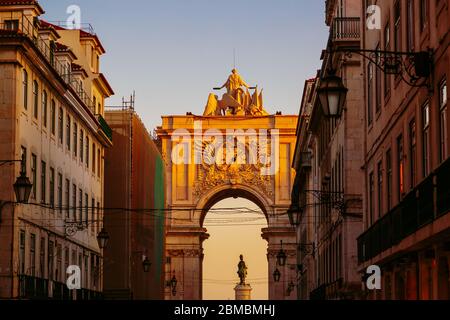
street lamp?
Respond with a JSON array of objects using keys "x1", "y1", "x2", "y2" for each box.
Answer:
[
  {"x1": 142, "y1": 256, "x2": 151, "y2": 273},
  {"x1": 97, "y1": 227, "x2": 109, "y2": 249},
  {"x1": 0, "y1": 157, "x2": 32, "y2": 223},
  {"x1": 170, "y1": 274, "x2": 178, "y2": 296},
  {"x1": 13, "y1": 168, "x2": 32, "y2": 204},
  {"x1": 273, "y1": 268, "x2": 281, "y2": 283},
  {"x1": 276, "y1": 240, "x2": 287, "y2": 267},
  {"x1": 317, "y1": 69, "x2": 348, "y2": 118},
  {"x1": 287, "y1": 205, "x2": 303, "y2": 227}
]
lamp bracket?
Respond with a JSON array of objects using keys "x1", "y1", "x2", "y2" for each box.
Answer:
[{"x1": 331, "y1": 48, "x2": 433, "y2": 91}]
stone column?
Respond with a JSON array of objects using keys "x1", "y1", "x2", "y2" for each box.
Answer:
[{"x1": 235, "y1": 284, "x2": 252, "y2": 300}]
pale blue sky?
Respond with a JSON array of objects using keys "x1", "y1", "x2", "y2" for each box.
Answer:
[{"x1": 39, "y1": 0, "x2": 329, "y2": 131}]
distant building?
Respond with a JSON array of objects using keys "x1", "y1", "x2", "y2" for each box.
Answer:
[
  {"x1": 0, "y1": 0, "x2": 114, "y2": 299},
  {"x1": 290, "y1": 0, "x2": 364, "y2": 300},
  {"x1": 104, "y1": 106, "x2": 165, "y2": 299},
  {"x1": 358, "y1": 0, "x2": 450, "y2": 300}
]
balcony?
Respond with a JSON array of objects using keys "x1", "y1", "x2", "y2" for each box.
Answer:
[
  {"x1": 331, "y1": 17, "x2": 360, "y2": 43},
  {"x1": 52, "y1": 281, "x2": 73, "y2": 300},
  {"x1": 97, "y1": 114, "x2": 113, "y2": 143},
  {"x1": 358, "y1": 157, "x2": 450, "y2": 263},
  {"x1": 0, "y1": 15, "x2": 97, "y2": 116},
  {"x1": 19, "y1": 275, "x2": 49, "y2": 299}
]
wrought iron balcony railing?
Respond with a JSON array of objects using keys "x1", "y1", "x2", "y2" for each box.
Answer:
[
  {"x1": 331, "y1": 17, "x2": 360, "y2": 42},
  {"x1": 358, "y1": 157, "x2": 450, "y2": 263},
  {"x1": 19, "y1": 275, "x2": 49, "y2": 299},
  {"x1": 0, "y1": 15, "x2": 97, "y2": 116},
  {"x1": 97, "y1": 114, "x2": 113, "y2": 142}
]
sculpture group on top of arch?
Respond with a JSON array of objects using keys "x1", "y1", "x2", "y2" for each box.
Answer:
[{"x1": 203, "y1": 69, "x2": 269, "y2": 117}]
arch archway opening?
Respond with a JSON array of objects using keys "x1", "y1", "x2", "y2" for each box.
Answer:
[{"x1": 202, "y1": 197, "x2": 269, "y2": 300}]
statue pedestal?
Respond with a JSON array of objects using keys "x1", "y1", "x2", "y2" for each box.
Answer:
[{"x1": 234, "y1": 284, "x2": 252, "y2": 300}]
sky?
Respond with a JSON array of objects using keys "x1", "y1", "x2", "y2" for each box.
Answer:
[
  {"x1": 39, "y1": 0, "x2": 329, "y2": 132},
  {"x1": 38, "y1": 0, "x2": 329, "y2": 300},
  {"x1": 203, "y1": 198, "x2": 268, "y2": 300}
]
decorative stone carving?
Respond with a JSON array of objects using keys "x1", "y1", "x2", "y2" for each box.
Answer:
[
  {"x1": 167, "y1": 249, "x2": 185, "y2": 257},
  {"x1": 194, "y1": 163, "x2": 273, "y2": 200},
  {"x1": 193, "y1": 140, "x2": 274, "y2": 200},
  {"x1": 167, "y1": 249, "x2": 202, "y2": 258}
]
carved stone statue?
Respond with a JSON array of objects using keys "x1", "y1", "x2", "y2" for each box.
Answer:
[
  {"x1": 203, "y1": 69, "x2": 269, "y2": 117},
  {"x1": 220, "y1": 68, "x2": 250, "y2": 96},
  {"x1": 237, "y1": 254, "x2": 248, "y2": 285}
]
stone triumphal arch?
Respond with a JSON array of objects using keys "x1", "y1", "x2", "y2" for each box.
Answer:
[{"x1": 157, "y1": 70, "x2": 298, "y2": 300}]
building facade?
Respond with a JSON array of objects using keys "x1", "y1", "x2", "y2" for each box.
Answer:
[
  {"x1": 290, "y1": 0, "x2": 364, "y2": 300},
  {"x1": 0, "y1": 0, "x2": 113, "y2": 299},
  {"x1": 358, "y1": 0, "x2": 450, "y2": 299},
  {"x1": 104, "y1": 106, "x2": 165, "y2": 299}
]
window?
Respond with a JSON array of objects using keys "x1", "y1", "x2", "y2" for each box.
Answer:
[
  {"x1": 91, "y1": 198, "x2": 95, "y2": 233},
  {"x1": 19, "y1": 230, "x2": 25, "y2": 274},
  {"x1": 33, "y1": 80, "x2": 38, "y2": 119},
  {"x1": 406, "y1": 0, "x2": 414, "y2": 51},
  {"x1": 86, "y1": 136, "x2": 89, "y2": 167},
  {"x1": 93, "y1": 96, "x2": 97, "y2": 114},
  {"x1": 394, "y1": 1, "x2": 401, "y2": 53},
  {"x1": 23, "y1": 70, "x2": 28, "y2": 110},
  {"x1": 397, "y1": 135, "x2": 404, "y2": 199},
  {"x1": 423, "y1": 102, "x2": 430, "y2": 177},
  {"x1": 439, "y1": 79, "x2": 448, "y2": 162},
  {"x1": 377, "y1": 161, "x2": 383, "y2": 218},
  {"x1": 91, "y1": 46, "x2": 95, "y2": 68},
  {"x1": 20, "y1": 146, "x2": 27, "y2": 175},
  {"x1": 66, "y1": 115, "x2": 71, "y2": 150},
  {"x1": 51, "y1": 100, "x2": 56, "y2": 135},
  {"x1": 64, "y1": 247, "x2": 69, "y2": 280},
  {"x1": 97, "y1": 202, "x2": 100, "y2": 233},
  {"x1": 74, "y1": 123, "x2": 78, "y2": 157},
  {"x1": 65, "y1": 179, "x2": 70, "y2": 218},
  {"x1": 56, "y1": 244, "x2": 62, "y2": 282},
  {"x1": 84, "y1": 256, "x2": 89, "y2": 288},
  {"x1": 92, "y1": 143, "x2": 96, "y2": 173},
  {"x1": 85, "y1": 193, "x2": 89, "y2": 223},
  {"x1": 420, "y1": 0, "x2": 428, "y2": 32},
  {"x1": 369, "y1": 172, "x2": 374, "y2": 226},
  {"x1": 40, "y1": 237, "x2": 45, "y2": 278},
  {"x1": 31, "y1": 154, "x2": 37, "y2": 199},
  {"x1": 5, "y1": 19, "x2": 19, "y2": 31},
  {"x1": 42, "y1": 90, "x2": 47, "y2": 128},
  {"x1": 30, "y1": 234, "x2": 36, "y2": 276},
  {"x1": 58, "y1": 173, "x2": 63, "y2": 212},
  {"x1": 48, "y1": 241, "x2": 54, "y2": 280},
  {"x1": 97, "y1": 148, "x2": 101, "y2": 178},
  {"x1": 80, "y1": 129, "x2": 84, "y2": 162},
  {"x1": 58, "y1": 107, "x2": 63, "y2": 143},
  {"x1": 79, "y1": 188, "x2": 83, "y2": 222},
  {"x1": 409, "y1": 119, "x2": 417, "y2": 188},
  {"x1": 72, "y1": 183, "x2": 77, "y2": 221},
  {"x1": 367, "y1": 63, "x2": 373, "y2": 125},
  {"x1": 91, "y1": 254, "x2": 95, "y2": 288},
  {"x1": 50, "y1": 167, "x2": 55, "y2": 208},
  {"x1": 375, "y1": 44, "x2": 381, "y2": 113},
  {"x1": 384, "y1": 22, "x2": 391, "y2": 97},
  {"x1": 387, "y1": 149, "x2": 393, "y2": 211},
  {"x1": 41, "y1": 161, "x2": 46, "y2": 204},
  {"x1": 72, "y1": 250, "x2": 77, "y2": 268}
]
